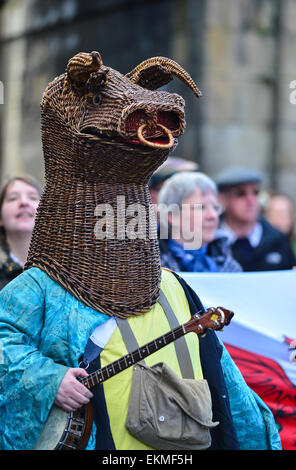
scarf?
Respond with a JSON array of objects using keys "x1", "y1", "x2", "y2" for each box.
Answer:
[{"x1": 168, "y1": 239, "x2": 218, "y2": 272}]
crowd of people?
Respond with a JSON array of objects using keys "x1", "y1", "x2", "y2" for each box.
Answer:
[{"x1": 150, "y1": 161, "x2": 296, "y2": 274}]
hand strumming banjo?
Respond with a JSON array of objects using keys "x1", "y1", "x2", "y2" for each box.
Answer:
[{"x1": 34, "y1": 306, "x2": 234, "y2": 450}]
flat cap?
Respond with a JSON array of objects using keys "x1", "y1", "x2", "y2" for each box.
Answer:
[{"x1": 216, "y1": 166, "x2": 263, "y2": 190}]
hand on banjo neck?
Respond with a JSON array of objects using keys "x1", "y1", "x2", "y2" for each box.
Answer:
[{"x1": 54, "y1": 368, "x2": 93, "y2": 412}]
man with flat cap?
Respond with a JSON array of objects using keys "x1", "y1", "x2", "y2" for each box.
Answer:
[{"x1": 216, "y1": 166, "x2": 296, "y2": 271}]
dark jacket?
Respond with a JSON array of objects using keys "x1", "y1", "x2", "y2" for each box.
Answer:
[
  {"x1": 159, "y1": 236, "x2": 242, "y2": 273},
  {"x1": 230, "y1": 216, "x2": 296, "y2": 272},
  {"x1": 0, "y1": 242, "x2": 23, "y2": 290}
]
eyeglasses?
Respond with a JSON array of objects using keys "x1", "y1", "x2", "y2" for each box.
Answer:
[
  {"x1": 231, "y1": 188, "x2": 260, "y2": 198},
  {"x1": 184, "y1": 203, "x2": 223, "y2": 215}
]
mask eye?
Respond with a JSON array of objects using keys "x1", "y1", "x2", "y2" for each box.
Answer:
[{"x1": 92, "y1": 94, "x2": 101, "y2": 105}]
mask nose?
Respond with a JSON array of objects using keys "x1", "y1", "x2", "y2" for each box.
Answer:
[
  {"x1": 125, "y1": 109, "x2": 182, "y2": 135},
  {"x1": 119, "y1": 103, "x2": 185, "y2": 149}
]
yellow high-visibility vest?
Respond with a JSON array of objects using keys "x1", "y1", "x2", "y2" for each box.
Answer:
[{"x1": 100, "y1": 268, "x2": 203, "y2": 450}]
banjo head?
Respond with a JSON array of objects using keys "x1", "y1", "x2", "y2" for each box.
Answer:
[{"x1": 34, "y1": 405, "x2": 69, "y2": 450}]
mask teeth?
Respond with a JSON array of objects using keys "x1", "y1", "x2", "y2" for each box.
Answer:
[{"x1": 127, "y1": 56, "x2": 202, "y2": 99}]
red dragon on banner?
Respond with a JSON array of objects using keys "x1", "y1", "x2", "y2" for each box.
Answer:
[{"x1": 226, "y1": 343, "x2": 296, "y2": 450}]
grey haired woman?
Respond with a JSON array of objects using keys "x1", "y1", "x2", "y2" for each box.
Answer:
[{"x1": 157, "y1": 171, "x2": 242, "y2": 273}]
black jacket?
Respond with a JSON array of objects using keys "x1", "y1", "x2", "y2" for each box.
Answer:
[
  {"x1": 0, "y1": 242, "x2": 23, "y2": 290},
  {"x1": 230, "y1": 216, "x2": 296, "y2": 271}
]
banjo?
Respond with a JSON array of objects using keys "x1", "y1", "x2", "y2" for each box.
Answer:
[{"x1": 34, "y1": 306, "x2": 234, "y2": 450}]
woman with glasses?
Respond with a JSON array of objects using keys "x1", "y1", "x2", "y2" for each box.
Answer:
[{"x1": 157, "y1": 171, "x2": 242, "y2": 272}]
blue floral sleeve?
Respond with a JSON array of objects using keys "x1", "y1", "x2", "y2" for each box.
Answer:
[
  {"x1": 219, "y1": 339, "x2": 282, "y2": 450},
  {"x1": 0, "y1": 271, "x2": 71, "y2": 450}
]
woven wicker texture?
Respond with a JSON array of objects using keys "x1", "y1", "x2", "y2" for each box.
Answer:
[{"x1": 25, "y1": 52, "x2": 201, "y2": 318}]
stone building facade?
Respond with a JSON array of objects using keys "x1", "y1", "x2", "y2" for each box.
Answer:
[{"x1": 0, "y1": 0, "x2": 295, "y2": 201}]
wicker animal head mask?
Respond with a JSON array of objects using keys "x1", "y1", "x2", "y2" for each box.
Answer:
[{"x1": 25, "y1": 51, "x2": 201, "y2": 317}]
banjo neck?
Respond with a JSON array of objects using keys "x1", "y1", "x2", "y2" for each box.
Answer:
[
  {"x1": 79, "y1": 306, "x2": 233, "y2": 390},
  {"x1": 80, "y1": 323, "x2": 187, "y2": 390}
]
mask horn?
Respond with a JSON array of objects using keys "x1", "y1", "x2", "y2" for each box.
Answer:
[
  {"x1": 126, "y1": 56, "x2": 202, "y2": 98},
  {"x1": 67, "y1": 51, "x2": 103, "y2": 84}
]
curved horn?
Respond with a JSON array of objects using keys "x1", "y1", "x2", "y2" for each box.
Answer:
[
  {"x1": 67, "y1": 51, "x2": 103, "y2": 83},
  {"x1": 126, "y1": 56, "x2": 202, "y2": 98}
]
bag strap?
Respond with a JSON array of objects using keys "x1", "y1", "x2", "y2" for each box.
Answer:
[
  {"x1": 158, "y1": 289, "x2": 195, "y2": 379},
  {"x1": 116, "y1": 288, "x2": 195, "y2": 379},
  {"x1": 116, "y1": 315, "x2": 144, "y2": 362}
]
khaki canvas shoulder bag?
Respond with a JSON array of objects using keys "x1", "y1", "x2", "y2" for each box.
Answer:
[{"x1": 116, "y1": 289, "x2": 219, "y2": 450}]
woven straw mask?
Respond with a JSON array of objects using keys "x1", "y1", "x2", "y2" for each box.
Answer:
[{"x1": 25, "y1": 51, "x2": 201, "y2": 318}]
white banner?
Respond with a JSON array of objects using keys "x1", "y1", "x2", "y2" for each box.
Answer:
[{"x1": 180, "y1": 270, "x2": 296, "y2": 342}]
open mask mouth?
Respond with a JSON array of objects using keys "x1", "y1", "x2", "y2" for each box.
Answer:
[
  {"x1": 80, "y1": 126, "x2": 178, "y2": 150},
  {"x1": 80, "y1": 109, "x2": 182, "y2": 150}
]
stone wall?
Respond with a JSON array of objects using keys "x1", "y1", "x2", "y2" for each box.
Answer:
[
  {"x1": 276, "y1": 0, "x2": 296, "y2": 195},
  {"x1": 201, "y1": 0, "x2": 296, "y2": 201},
  {"x1": 0, "y1": 0, "x2": 295, "y2": 201},
  {"x1": 203, "y1": 1, "x2": 274, "y2": 179}
]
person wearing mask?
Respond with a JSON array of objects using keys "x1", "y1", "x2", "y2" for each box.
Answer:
[
  {"x1": 0, "y1": 175, "x2": 42, "y2": 289},
  {"x1": 157, "y1": 171, "x2": 242, "y2": 272},
  {"x1": 216, "y1": 166, "x2": 296, "y2": 271}
]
